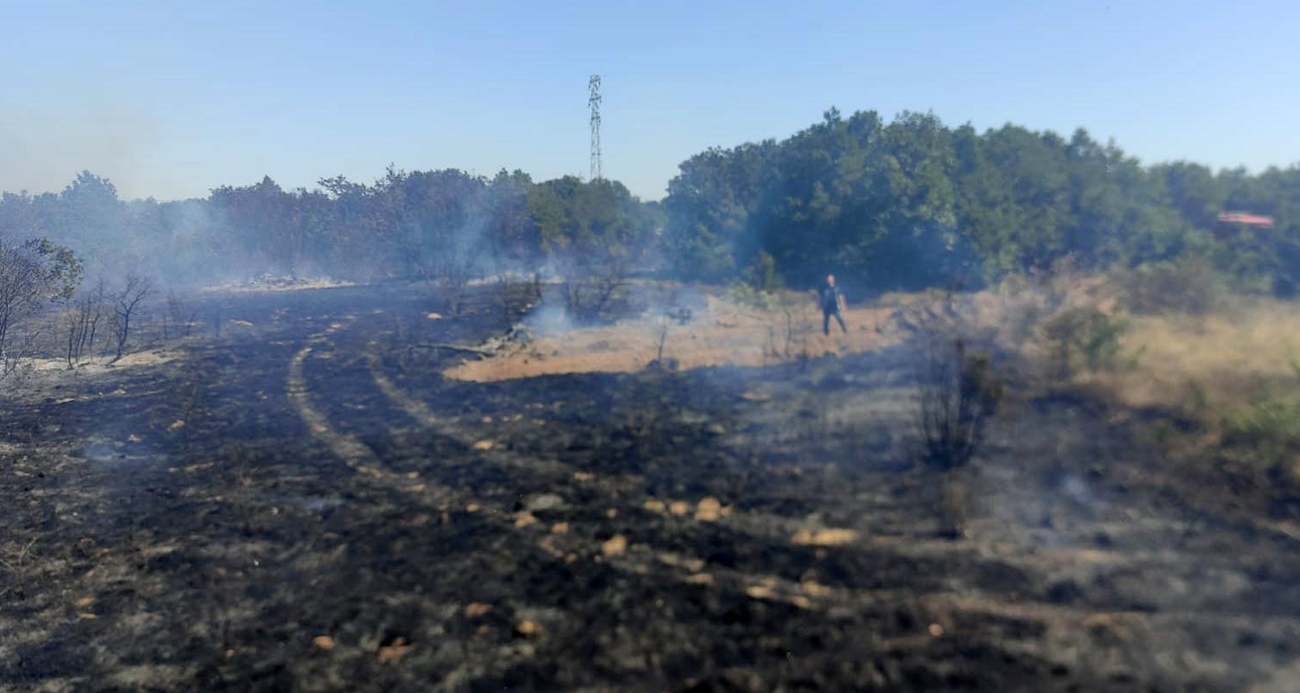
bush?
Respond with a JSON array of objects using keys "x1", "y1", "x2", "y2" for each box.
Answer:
[
  {"x1": 917, "y1": 339, "x2": 1004, "y2": 538},
  {"x1": 1221, "y1": 395, "x2": 1300, "y2": 474},
  {"x1": 1119, "y1": 256, "x2": 1229, "y2": 314},
  {"x1": 917, "y1": 339, "x2": 1005, "y2": 473},
  {"x1": 726, "y1": 282, "x2": 779, "y2": 310},
  {"x1": 1039, "y1": 306, "x2": 1129, "y2": 379},
  {"x1": 745, "y1": 251, "x2": 783, "y2": 293}
]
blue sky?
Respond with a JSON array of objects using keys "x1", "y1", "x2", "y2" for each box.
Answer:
[{"x1": 2, "y1": 0, "x2": 1297, "y2": 201}]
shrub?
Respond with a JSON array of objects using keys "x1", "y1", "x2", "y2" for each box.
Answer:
[
  {"x1": 745, "y1": 251, "x2": 784, "y2": 293},
  {"x1": 1119, "y1": 256, "x2": 1229, "y2": 314},
  {"x1": 917, "y1": 339, "x2": 1005, "y2": 537},
  {"x1": 917, "y1": 339, "x2": 1005, "y2": 473},
  {"x1": 1221, "y1": 395, "x2": 1300, "y2": 475},
  {"x1": 725, "y1": 281, "x2": 774, "y2": 310},
  {"x1": 1039, "y1": 306, "x2": 1129, "y2": 379}
]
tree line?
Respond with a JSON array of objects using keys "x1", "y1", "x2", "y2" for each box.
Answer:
[
  {"x1": 664, "y1": 108, "x2": 1300, "y2": 296},
  {"x1": 1, "y1": 107, "x2": 1297, "y2": 303},
  {"x1": 0, "y1": 168, "x2": 661, "y2": 290}
]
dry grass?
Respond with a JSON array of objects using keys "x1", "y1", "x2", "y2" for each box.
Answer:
[
  {"x1": 449, "y1": 274, "x2": 1300, "y2": 473},
  {"x1": 447, "y1": 294, "x2": 902, "y2": 382},
  {"x1": 1083, "y1": 299, "x2": 1300, "y2": 413}
]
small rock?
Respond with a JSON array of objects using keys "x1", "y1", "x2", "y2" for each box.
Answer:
[
  {"x1": 695, "y1": 497, "x2": 724, "y2": 522},
  {"x1": 792, "y1": 528, "x2": 858, "y2": 546},
  {"x1": 313, "y1": 636, "x2": 336, "y2": 650},
  {"x1": 801, "y1": 581, "x2": 831, "y2": 597},
  {"x1": 525, "y1": 493, "x2": 566, "y2": 512},
  {"x1": 745, "y1": 585, "x2": 775, "y2": 600},
  {"x1": 601, "y1": 535, "x2": 627, "y2": 556},
  {"x1": 514, "y1": 512, "x2": 538, "y2": 528},
  {"x1": 377, "y1": 636, "x2": 413, "y2": 663},
  {"x1": 464, "y1": 603, "x2": 492, "y2": 618}
]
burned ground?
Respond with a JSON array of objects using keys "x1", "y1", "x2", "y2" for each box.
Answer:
[{"x1": 3, "y1": 283, "x2": 1300, "y2": 692}]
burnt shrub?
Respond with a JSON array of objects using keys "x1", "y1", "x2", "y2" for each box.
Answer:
[
  {"x1": 917, "y1": 338, "x2": 1004, "y2": 474},
  {"x1": 916, "y1": 339, "x2": 1005, "y2": 537}
]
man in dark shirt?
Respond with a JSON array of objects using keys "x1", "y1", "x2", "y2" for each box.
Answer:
[{"x1": 820, "y1": 274, "x2": 847, "y2": 335}]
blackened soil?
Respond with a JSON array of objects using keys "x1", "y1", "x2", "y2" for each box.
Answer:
[{"x1": 2, "y1": 283, "x2": 1299, "y2": 692}]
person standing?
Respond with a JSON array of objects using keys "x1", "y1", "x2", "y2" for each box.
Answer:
[{"x1": 820, "y1": 274, "x2": 847, "y2": 335}]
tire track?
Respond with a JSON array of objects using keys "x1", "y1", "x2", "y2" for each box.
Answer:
[
  {"x1": 359, "y1": 337, "x2": 911, "y2": 612},
  {"x1": 286, "y1": 321, "x2": 445, "y2": 498}
]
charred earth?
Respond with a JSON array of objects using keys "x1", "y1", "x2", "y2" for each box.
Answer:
[{"x1": 2, "y1": 282, "x2": 1299, "y2": 692}]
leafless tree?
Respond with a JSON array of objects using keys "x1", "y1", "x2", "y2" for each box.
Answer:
[
  {"x1": 206, "y1": 306, "x2": 224, "y2": 338},
  {"x1": 562, "y1": 256, "x2": 625, "y2": 322},
  {"x1": 162, "y1": 290, "x2": 199, "y2": 340},
  {"x1": 63, "y1": 280, "x2": 107, "y2": 368},
  {"x1": 652, "y1": 315, "x2": 671, "y2": 365},
  {"x1": 436, "y1": 248, "x2": 476, "y2": 316},
  {"x1": 110, "y1": 274, "x2": 153, "y2": 362}
]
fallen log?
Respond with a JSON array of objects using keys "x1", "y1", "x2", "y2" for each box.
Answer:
[
  {"x1": 415, "y1": 324, "x2": 534, "y2": 359},
  {"x1": 414, "y1": 343, "x2": 497, "y2": 358}
]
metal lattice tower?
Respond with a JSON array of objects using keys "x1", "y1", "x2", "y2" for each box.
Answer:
[{"x1": 588, "y1": 74, "x2": 602, "y2": 181}]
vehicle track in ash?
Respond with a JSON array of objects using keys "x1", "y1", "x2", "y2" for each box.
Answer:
[
  {"x1": 278, "y1": 302, "x2": 1182, "y2": 692},
  {"x1": 284, "y1": 313, "x2": 930, "y2": 690},
  {"x1": 292, "y1": 293, "x2": 1300, "y2": 692},
  {"x1": 9, "y1": 283, "x2": 1300, "y2": 692}
]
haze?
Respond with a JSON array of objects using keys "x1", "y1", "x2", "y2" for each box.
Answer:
[{"x1": 2, "y1": 0, "x2": 1297, "y2": 202}]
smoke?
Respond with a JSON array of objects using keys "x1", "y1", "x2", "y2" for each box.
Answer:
[
  {"x1": 523, "y1": 302, "x2": 576, "y2": 335},
  {"x1": 0, "y1": 97, "x2": 166, "y2": 200}
]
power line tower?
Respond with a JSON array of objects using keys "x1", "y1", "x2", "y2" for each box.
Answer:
[{"x1": 588, "y1": 74, "x2": 602, "y2": 181}]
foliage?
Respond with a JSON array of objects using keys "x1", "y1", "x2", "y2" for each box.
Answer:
[
  {"x1": 1039, "y1": 306, "x2": 1129, "y2": 379},
  {"x1": 3, "y1": 108, "x2": 1300, "y2": 302},
  {"x1": 662, "y1": 111, "x2": 1300, "y2": 297},
  {"x1": 530, "y1": 177, "x2": 655, "y2": 320},
  {"x1": 1119, "y1": 255, "x2": 1231, "y2": 314},
  {"x1": 0, "y1": 168, "x2": 658, "y2": 291},
  {"x1": 0, "y1": 237, "x2": 83, "y2": 377},
  {"x1": 1221, "y1": 394, "x2": 1300, "y2": 479},
  {"x1": 745, "y1": 251, "x2": 783, "y2": 292}
]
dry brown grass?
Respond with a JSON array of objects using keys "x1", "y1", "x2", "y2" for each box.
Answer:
[
  {"x1": 448, "y1": 269, "x2": 1299, "y2": 449},
  {"x1": 447, "y1": 294, "x2": 902, "y2": 382},
  {"x1": 1082, "y1": 299, "x2": 1300, "y2": 413}
]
